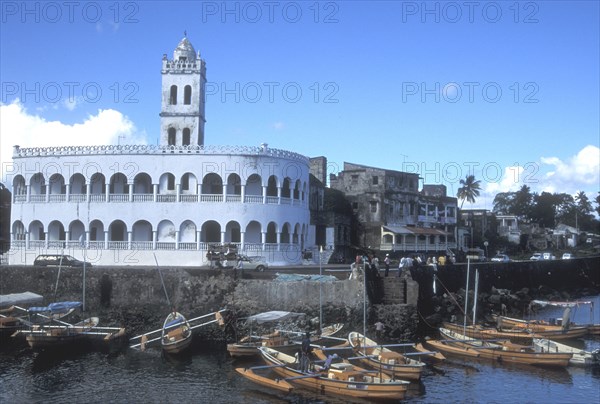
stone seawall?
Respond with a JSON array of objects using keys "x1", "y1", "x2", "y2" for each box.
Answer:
[
  {"x1": 0, "y1": 266, "x2": 375, "y2": 338},
  {"x1": 410, "y1": 256, "x2": 600, "y2": 329}
]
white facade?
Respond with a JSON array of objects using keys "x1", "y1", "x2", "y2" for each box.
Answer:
[{"x1": 7, "y1": 37, "x2": 311, "y2": 267}]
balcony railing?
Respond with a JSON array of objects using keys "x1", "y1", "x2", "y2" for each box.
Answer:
[
  {"x1": 133, "y1": 194, "x2": 153, "y2": 202},
  {"x1": 69, "y1": 194, "x2": 86, "y2": 202},
  {"x1": 108, "y1": 194, "x2": 129, "y2": 202},
  {"x1": 13, "y1": 192, "x2": 307, "y2": 206},
  {"x1": 180, "y1": 194, "x2": 198, "y2": 203}
]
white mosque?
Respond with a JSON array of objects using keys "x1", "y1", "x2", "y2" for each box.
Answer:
[{"x1": 8, "y1": 36, "x2": 312, "y2": 267}]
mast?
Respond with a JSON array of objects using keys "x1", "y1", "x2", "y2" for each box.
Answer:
[
  {"x1": 472, "y1": 269, "x2": 479, "y2": 325},
  {"x1": 463, "y1": 258, "x2": 470, "y2": 335}
]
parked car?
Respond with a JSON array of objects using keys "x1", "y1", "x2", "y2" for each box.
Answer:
[
  {"x1": 491, "y1": 254, "x2": 510, "y2": 262},
  {"x1": 34, "y1": 254, "x2": 92, "y2": 267},
  {"x1": 561, "y1": 253, "x2": 574, "y2": 260},
  {"x1": 237, "y1": 255, "x2": 268, "y2": 272},
  {"x1": 530, "y1": 253, "x2": 542, "y2": 261},
  {"x1": 465, "y1": 248, "x2": 487, "y2": 262},
  {"x1": 542, "y1": 252, "x2": 556, "y2": 260}
]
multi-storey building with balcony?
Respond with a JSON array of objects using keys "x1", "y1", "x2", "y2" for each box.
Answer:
[
  {"x1": 7, "y1": 37, "x2": 311, "y2": 266},
  {"x1": 329, "y1": 163, "x2": 458, "y2": 254}
]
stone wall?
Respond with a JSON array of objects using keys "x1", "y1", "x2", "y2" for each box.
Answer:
[{"x1": 0, "y1": 266, "x2": 372, "y2": 337}]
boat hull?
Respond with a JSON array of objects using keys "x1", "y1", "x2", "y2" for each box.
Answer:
[
  {"x1": 438, "y1": 328, "x2": 572, "y2": 367},
  {"x1": 533, "y1": 338, "x2": 600, "y2": 366},
  {"x1": 22, "y1": 317, "x2": 99, "y2": 351},
  {"x1": 235, "y1": 368, "x2": 294, "y2": 393},
  {"x1": 493, "y1": 315, "x2": 589, "y2": 339},
  {"x1": 259, "y1": 347, "x2": 408, "y2": 400},
  {"x1": 348, "y1": 332, "x2": 424, "y2": 381}
]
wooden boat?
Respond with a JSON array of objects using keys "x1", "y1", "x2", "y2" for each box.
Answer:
[
  {"x1": 1, "y1": 298, "x2": 79, "y2": 338},
  {"x1": 161, "y1": 311, "x2": 192, "y2": 354},
  {"x1": 424, "y1": 337, "x2": 483, "y2": 359},
  {"x1": 436, "y1": 327, "x2": 572, "y2": 367},
  {"x1": 492, "y1": 315, "x2": 589, "y2": 339},
  {"x1": 235, "y1": 367, "x2": 294, "y2": 393},
  {"x1": 413, "y1": 342, "x2": 446, "y2": 362},
  {"x1": 348, "y1": 331, "x2": 426, "y2": 381},
  {"x1": 257, "y1": 346, "x2": 410, "y2": 400},
  {"x1": 533, "y1": 338, "x2": 600, "y2": 366},
  {"x1": 528, "y1": 299, "x2": 600, "y2": 335},
  {"x1": 130, "y1": 309, "x2": 227, "y2": 352},
  {"x1": 442, "y1": 321, "x2": 541, "y2": 344},
  {"x1": 227, "y1": 323, "x2": 344, "y2": 358},
  {"x1": 19, "y1": 317, "x2": 100, "y2": 351}
]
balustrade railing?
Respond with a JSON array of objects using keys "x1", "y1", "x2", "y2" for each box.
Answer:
[
  {"x1": 244, "y1": 195, "x2": 263, "y2": 204},
  {"x1": 200, "y1": 194, "x2": 223, "y2": 203},
  {"x1": 156, "y1": 242, "x2": 176, "y2": 250},
  {"x1": 69, "y1": 194, "x2": 86, "y2": 202},
  {"x1": 17, "y1": 192, "x2": 306, "y2": 207},
  {"x1": 131, "y1": 241, "x2": 153, "y2": 250},
  {"x1": 132, "y1": 194, "x2": 153, "y2": 202},
  {"x1": 180, "y1": 194, "x2": 198, "y2": 202},
  {"x1": 108, "y1": 194, "x2": 129, "y2": 202},
  {"x1": 48, "y1": 194, "x2": 66, "y2": 202}
]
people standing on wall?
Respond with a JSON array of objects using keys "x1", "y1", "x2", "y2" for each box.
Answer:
[
  {"x1": 398, "y1": 256, "x2": 406, "y2": 277},
  {"x1": 384, "y1": 254, "x2": 390, "y2": 277}
]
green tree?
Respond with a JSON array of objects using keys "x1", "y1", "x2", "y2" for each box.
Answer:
[
  {"x1": 530, "y1": 192, "x2": 558, "y2": 228},
  {"x1": 513, "y1": 185, "x2": 533, "y2": 219},
  {"x1": 457, "y1": 175, "x2": 481, "y2": 209}
]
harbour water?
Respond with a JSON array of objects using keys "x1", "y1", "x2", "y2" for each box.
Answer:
[{"x1": 1, "y1": 296, "x2": 599, "y2": 403}]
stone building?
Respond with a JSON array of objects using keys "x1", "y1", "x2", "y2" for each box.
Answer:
[{"x1": 329, "y1": 162, "x2": 458, "y2": 255}]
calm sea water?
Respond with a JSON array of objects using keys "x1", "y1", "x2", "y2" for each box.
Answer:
[{"x1": 1, "y1": 297, "x2": 599, "y2": 404}]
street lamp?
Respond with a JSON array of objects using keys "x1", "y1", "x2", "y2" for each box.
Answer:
[{"x1": 483, "y1": 241, "x2": 489, "y2": 259}]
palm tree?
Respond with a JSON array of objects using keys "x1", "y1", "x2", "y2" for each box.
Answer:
[{"x1": 457, "y1": 174, "x2": 481, "y2": 208}]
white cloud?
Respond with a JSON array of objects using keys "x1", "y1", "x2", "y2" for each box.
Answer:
[
  {"x1": 271, "y1": 121, "x2": 285, "y2": 131},
  {"x1": 469, "y1": 145, "x2": 600, "y2": 210},
  {"x1": 0, "y1": 100, "x2": 146, "y2": 183},
  {"x1": 540, "y1": 145, "x2": 600, "y2": 193}
]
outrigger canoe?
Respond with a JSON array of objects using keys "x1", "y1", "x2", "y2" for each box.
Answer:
[{"x1": 161, "y1": 311, "x2": 192, "y2": 354}]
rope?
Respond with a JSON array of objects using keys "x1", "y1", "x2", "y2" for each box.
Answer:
[
  {"x1": 434, "y1": 274, "x2": 472, "y2": 323},
  {"x1": 417, "y1": 309, "x2": 438, "y2": 330}
]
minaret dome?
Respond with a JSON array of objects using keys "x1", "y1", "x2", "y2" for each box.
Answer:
[{"x1": 174, "y1": 37, "x2": 197, "y2": 62}]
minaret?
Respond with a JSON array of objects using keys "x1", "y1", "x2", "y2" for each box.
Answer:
[{"x1": 160, "y1": 35, "x2": 207, "y2": 146}]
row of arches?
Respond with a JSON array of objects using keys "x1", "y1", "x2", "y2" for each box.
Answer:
[
  {"x1": 12, "y1": 172, "x2": 308, "y2": 202},
  {"x1": 12, "y1": 219, "x2": 308, "y2": 250}
]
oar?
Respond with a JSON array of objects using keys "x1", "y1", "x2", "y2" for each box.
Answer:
[
  {"x1": 320, "y1": 335, "x2": 347, "y2": 341},
  {"x1": 358, "y1": 343, "x2": 415, "y2": 348},
  {"x1": 404, "y1": 351, "x2": 438, "y2": 356},
  {"x1": 248, "y1": 364, "x2": 287, "y2": 370},
  {"x1": 347, "y1": 354, "x2": 378, "y2": 360},
  {"x1": 285, "y1": 374, "x2": 321, "y2": 381},
  {"x1": 322, "y1": 346, "x2": 354, "y2": 351}
]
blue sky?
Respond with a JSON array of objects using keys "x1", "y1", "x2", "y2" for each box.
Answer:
[{"x1": 1, "y1": 1, "x2": 599, "y2": 209}]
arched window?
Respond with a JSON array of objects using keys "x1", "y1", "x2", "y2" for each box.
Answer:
[
  {"x1": 168, "y1": 128, "x2": 176, "y2": 146},
  {"x1": 169, "y1": 85, "x2": 177, "y2": 105},
  {"x1": 182, "y1": 128, "x2": 190, "y2": 146},
  {"x1": 184, "y1": 85, "x2": 192, "y2": 105}
]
